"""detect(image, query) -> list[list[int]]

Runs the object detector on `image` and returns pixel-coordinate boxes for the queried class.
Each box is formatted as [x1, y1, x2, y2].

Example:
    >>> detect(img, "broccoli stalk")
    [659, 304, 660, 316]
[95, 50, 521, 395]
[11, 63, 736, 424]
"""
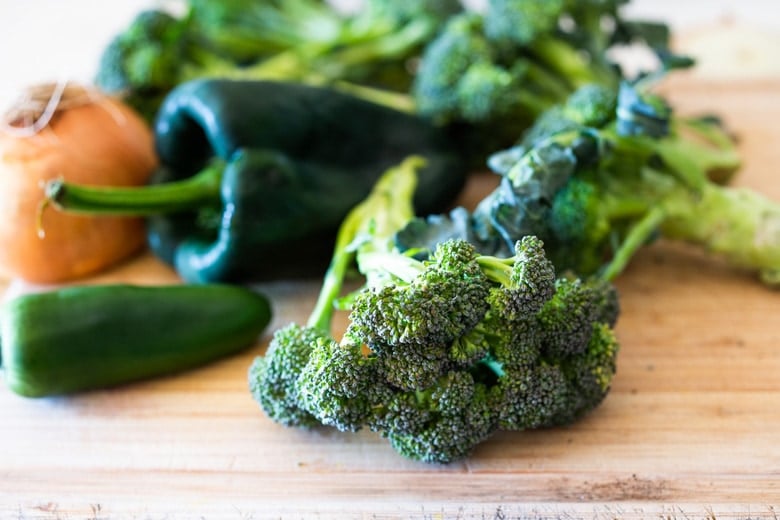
[249, 157, 621, 464]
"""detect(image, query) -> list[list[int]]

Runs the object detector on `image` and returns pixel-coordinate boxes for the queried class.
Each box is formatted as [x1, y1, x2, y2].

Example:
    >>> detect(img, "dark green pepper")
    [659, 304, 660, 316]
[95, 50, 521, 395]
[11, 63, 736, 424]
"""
[0, 283, 271, 397]
[46, 79, 467, 283]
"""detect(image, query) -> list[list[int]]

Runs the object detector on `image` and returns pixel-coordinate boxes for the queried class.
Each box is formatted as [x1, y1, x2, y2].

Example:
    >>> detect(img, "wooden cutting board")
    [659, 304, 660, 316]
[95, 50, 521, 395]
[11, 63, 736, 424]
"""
[2, 77, 780, 519]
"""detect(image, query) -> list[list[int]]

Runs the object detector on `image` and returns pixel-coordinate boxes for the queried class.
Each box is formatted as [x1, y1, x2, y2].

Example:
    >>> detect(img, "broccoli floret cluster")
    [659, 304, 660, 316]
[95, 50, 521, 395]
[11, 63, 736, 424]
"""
[249, 154, 621, 464]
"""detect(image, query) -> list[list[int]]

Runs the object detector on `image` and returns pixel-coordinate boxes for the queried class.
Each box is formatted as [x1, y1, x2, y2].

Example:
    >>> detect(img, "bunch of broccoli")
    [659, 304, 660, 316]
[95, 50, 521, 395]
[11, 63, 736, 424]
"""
[95, 0, 462, 121]
[249, 157, 620, 463]
[396, 74, 780, 287]
[95, 0, 676, 157]
[409, 0, 679, 155]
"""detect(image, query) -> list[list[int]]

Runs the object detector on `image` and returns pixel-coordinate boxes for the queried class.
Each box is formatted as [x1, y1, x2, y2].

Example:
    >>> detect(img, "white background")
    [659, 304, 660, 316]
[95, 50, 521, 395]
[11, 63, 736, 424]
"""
[0, 0, 778, 110]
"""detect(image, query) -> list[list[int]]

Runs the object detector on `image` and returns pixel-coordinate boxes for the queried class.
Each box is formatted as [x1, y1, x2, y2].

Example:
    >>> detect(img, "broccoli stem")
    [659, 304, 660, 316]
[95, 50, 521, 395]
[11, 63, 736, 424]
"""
[306, 211, 360, 332]
[355, 251, 424, 285]
[328, 18, 435, 70]
[308, 156, 424, 331]
[43, 160, 224, 216]
[661, 184, 780, 286]
[521, 59, 579, 104]
[475, 255, 514, 286]
[185, 47, 417, 114]
[658, 119, 742, 186]
[601, 205, 667, 281]
[528, 36, 603, 89]
[326, 81, 416, 114]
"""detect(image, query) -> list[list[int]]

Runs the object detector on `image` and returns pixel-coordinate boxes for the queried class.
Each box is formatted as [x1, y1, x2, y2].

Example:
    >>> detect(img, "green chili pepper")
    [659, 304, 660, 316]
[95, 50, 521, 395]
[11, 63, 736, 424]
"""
[0, 283, 271, 397]
[45, 79, 466, 283]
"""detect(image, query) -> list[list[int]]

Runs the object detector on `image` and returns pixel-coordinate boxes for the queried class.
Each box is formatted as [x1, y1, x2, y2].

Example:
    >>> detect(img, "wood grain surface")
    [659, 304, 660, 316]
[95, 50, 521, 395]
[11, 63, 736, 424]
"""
[2, 73, 780, 520]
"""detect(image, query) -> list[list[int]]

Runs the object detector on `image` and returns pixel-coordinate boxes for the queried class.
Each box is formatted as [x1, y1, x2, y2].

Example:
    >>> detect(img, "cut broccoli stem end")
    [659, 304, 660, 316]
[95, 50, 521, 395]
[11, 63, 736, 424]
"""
[661, 183, 780, 285]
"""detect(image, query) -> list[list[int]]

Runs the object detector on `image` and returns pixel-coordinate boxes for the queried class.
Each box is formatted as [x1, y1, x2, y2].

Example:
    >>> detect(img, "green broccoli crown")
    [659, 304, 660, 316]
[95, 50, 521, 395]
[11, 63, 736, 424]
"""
[248, 323, 325, 428]
[346, 240, 492, 347]
[548, 174, 610, 274]
[341, 238, 618, 462]
[562, 83, 618, 127]
[383, 371, 498, 464]
[477, 235, 557, 319]
[296, 338, 389, 432]
[538, 276, 620, 358]
[95, 9, 184, 93]
[492, 362, 569, 430]
[484, 0, 567, 45]
[253, 237, 621, 464]
[554, 321, 620, 424]
[95, 37, 134, 93]
[471, 76, 770, 287]
[413, 13, 494, 121]
[455, 61, 520, 123]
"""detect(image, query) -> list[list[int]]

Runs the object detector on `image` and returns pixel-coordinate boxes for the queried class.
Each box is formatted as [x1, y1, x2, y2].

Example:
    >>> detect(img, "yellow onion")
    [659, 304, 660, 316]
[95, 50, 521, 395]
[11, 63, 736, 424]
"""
[0, 82, 157, 283]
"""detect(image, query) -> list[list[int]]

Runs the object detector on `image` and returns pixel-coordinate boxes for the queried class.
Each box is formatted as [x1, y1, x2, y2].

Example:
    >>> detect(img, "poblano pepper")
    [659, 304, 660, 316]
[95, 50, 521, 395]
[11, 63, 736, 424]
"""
[45, 79, 467, 283]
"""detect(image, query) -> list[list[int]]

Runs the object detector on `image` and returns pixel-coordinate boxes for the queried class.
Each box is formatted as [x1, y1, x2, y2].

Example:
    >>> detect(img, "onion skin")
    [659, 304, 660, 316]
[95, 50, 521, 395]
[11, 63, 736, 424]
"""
[0, 90, 157, 283]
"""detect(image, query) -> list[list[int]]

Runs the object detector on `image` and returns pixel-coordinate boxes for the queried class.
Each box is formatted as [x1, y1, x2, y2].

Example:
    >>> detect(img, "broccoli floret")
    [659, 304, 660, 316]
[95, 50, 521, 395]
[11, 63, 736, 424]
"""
[412, 10, 581, 136]
[550, 321, 620, 425]
[376, 341, 450, 392]
[412, 1, 625, 123]
[250, 157, 621, 464]
[511, 79, 778, 285]
[383, 371, 498, 464]
[563, 84, 619, 127]
[94, 9, 190, 119]
[478, 236, 557, 317]
[296, 337, 388, 432]
[484, 0, 567, 45]
[340, 231, 619, 462]
[412, 13, 495, 122]
[345, 239, 491, 347]
[491, 363, 569, 430]
[538, 276, 618, 358]
[248, 323, 324, 428]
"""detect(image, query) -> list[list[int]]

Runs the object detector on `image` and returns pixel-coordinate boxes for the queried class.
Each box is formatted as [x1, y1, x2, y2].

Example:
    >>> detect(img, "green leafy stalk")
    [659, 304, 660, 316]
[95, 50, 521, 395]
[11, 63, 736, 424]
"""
[307, 156, 424, 331]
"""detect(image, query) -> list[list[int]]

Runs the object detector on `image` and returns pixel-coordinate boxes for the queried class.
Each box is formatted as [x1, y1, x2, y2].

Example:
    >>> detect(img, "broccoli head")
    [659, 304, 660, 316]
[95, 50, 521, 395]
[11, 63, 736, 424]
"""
[249, 159, 621, 464]
[345, 239, 491, 347]
[484, 0, 567, 45]
[296, 337, 389, 432]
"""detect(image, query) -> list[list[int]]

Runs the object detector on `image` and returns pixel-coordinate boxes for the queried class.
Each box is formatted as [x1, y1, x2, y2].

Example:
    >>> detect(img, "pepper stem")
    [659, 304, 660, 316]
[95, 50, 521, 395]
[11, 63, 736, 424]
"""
[42, 160, 225, 217]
